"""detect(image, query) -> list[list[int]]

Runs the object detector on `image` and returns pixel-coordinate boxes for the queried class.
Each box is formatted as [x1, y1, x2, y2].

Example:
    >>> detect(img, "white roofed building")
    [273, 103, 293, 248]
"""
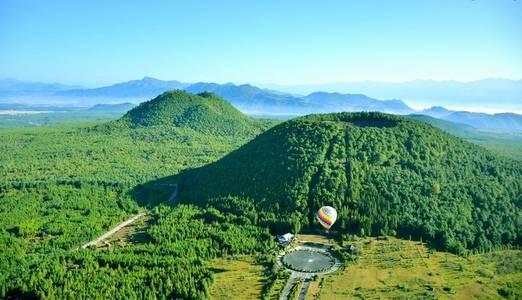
[278, 233, 295, 243]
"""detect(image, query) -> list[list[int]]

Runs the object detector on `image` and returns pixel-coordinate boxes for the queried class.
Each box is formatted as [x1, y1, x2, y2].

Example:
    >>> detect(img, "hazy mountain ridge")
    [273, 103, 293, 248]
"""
[0, 79, 82, 97]
[185, 80, 414, 114]
[262, 78, 522, 110]
[57, 77, 189, 98]
[2, 77, 522, 131]
[420, 106, 522, 131]
[185, 82, 311, 113]
[42, 77, 416, 114]
[303, 92, 413, 114]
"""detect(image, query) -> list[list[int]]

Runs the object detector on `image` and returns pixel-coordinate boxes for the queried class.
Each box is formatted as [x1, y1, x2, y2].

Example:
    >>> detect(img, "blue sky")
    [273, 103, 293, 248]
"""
[1, 0, 521, 86]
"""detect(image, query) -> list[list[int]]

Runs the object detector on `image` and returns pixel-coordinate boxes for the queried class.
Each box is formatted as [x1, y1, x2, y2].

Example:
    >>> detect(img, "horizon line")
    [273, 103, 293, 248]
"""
[2, 76, 522, 88]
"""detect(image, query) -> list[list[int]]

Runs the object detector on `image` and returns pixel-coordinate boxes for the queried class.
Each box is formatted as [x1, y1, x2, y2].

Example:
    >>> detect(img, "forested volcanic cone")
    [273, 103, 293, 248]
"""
[180, 112, 521, 253]
[115, 90, 264, 136]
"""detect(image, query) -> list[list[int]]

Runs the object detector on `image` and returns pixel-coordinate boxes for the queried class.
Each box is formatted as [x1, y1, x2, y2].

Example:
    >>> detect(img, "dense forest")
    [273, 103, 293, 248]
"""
[0, 91, 275, 185]
[1, 91, 520, 298]
[1, 204, 273, 299]
[180, 112, 522, 254]
[0, 91, 277, 298]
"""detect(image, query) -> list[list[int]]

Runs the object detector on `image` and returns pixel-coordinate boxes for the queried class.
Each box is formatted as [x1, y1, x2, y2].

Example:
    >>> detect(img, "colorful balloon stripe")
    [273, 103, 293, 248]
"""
[318, 210, 333, 225]
[316, 206, 337, 230]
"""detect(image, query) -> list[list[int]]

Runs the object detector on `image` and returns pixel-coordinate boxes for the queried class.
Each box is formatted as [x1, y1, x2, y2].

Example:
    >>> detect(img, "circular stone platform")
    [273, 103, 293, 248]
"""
[281, 250, 335, 273]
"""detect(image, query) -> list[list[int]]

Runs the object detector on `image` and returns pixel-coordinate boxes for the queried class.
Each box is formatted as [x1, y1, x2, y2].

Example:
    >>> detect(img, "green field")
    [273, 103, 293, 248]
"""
[209, 257, 267, 300]
[206, 237, 521, 300]
[0, 111, 124, 127]
[201, 235, 522, 300]
[311, 237, 521, 299]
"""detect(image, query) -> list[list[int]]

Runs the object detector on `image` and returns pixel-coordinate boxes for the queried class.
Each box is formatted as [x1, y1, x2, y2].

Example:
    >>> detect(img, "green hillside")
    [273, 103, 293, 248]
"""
[116, 90, 263, 136]
[0, 92, 278, 298]
[180, 112, 522, 254]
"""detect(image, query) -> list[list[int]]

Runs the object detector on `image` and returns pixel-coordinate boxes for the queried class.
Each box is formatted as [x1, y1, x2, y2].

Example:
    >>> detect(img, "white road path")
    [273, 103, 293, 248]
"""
[279, 273, 313, 300]
[79, 184, 177, 249]
[80, 212, 148, 249]
[279, 273, 298, 300]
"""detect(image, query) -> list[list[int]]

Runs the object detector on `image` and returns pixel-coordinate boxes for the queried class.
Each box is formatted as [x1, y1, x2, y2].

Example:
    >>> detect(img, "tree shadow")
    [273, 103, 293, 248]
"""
[129, 174, 182, 208]
[208, 267, 228, 274]
[4, 289, 39, 300]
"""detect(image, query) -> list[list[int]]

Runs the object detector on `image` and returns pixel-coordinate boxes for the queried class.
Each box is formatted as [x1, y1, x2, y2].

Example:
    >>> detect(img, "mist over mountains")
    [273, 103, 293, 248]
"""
[420, 106, 522, 131]
[58, 77, 189, 98]
[0, 79, 82, 97]
[185, 82, 414, 115]
[1, 77, 521, 132]
[261, 79, 522, 113]
[0, 77, 415, 115]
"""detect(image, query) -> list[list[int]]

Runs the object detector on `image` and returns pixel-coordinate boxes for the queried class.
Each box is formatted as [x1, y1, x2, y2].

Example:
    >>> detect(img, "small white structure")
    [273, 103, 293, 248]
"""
[278, 233, 295, 243]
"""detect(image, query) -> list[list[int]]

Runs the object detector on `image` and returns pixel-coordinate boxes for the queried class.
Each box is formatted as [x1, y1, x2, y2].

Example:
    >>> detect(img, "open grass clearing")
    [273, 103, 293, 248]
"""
[298, 234, 335, 245]
[313, 237, 521, 299]
[209, 256, 267, 300]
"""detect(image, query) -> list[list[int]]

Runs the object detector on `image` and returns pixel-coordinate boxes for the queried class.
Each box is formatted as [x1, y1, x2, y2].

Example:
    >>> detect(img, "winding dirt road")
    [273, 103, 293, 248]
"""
[79, 184, 177, 249]
[80, 212, 148, 249]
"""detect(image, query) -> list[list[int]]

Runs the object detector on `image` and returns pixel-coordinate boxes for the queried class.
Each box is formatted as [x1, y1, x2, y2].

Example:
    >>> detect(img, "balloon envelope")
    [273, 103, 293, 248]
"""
[317, 206, 337, 230]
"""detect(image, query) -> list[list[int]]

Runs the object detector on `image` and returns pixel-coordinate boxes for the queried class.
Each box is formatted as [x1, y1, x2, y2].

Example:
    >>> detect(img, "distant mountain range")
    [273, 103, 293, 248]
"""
[1, 77, 521, 131]
[261, 78, 522, 112]
[303, 92, 412, 115]
[0, 77, 415, 114]
[420, 106, 522, 131]
[185, 82, 413, 115]
[0, 79, 82, 97]
[185, 82, 311, 114]
[57, 77, 189, 98]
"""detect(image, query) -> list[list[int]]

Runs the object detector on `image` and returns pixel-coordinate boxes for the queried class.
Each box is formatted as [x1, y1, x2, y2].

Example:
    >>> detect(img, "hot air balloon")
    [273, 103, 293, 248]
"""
[316, 206, 337, 231]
